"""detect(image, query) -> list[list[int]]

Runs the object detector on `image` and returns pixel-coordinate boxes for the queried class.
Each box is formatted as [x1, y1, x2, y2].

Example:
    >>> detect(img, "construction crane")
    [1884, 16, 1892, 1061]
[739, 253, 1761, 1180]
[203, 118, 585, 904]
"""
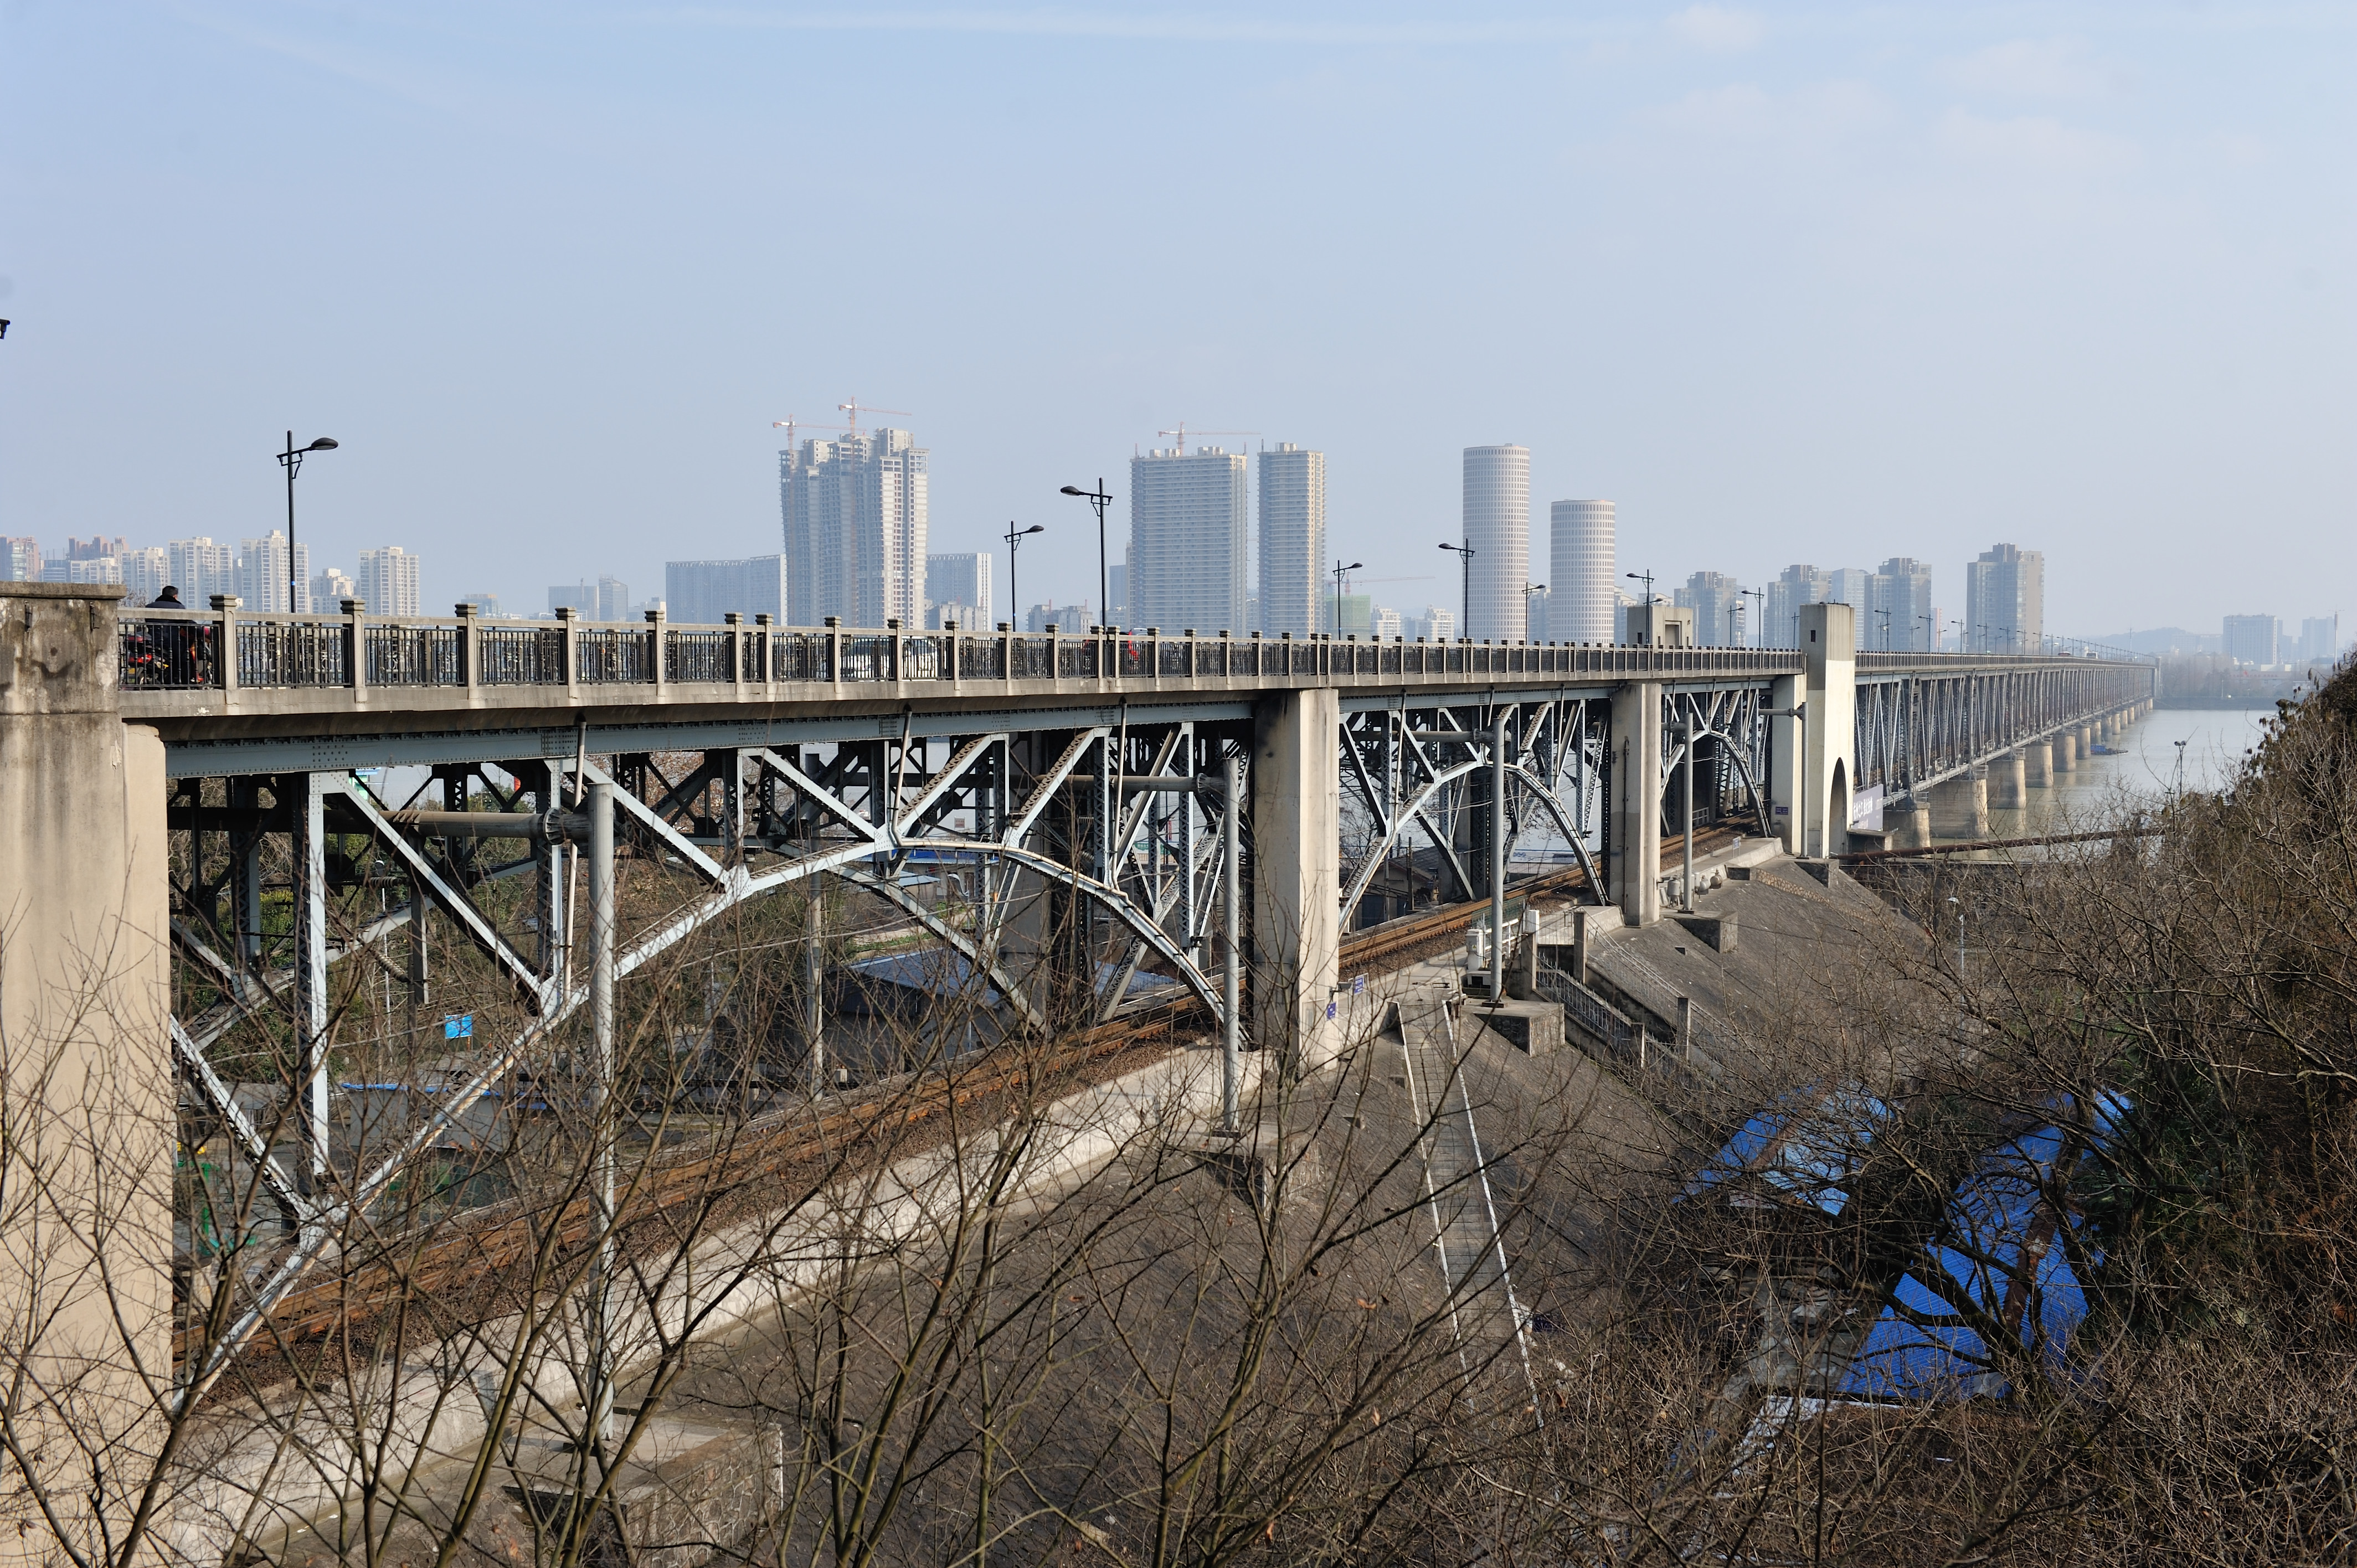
[837, 397, 912, 433]
[1155, 422, 1259, 452]
[770, 417, 851, 447]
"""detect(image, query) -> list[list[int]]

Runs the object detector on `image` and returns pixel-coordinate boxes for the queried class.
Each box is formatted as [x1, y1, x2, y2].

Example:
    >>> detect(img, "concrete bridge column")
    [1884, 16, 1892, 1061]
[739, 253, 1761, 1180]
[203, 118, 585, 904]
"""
[2055, 730, 2078, 772]
[1251, 687, 1340, 1074]
[1611, 680, 1662, 926]
[1929, 770, 1990, 839]
[1885, 796, 1931, 849]
[2024, 739, 2052, 786]
[0, 584, 171, 1564]
[1768, 672, 1803, 853]
[2080, 722, 2096, 757]
[1990, 749, 2027, 809]
[1800, 601, 1857, 858]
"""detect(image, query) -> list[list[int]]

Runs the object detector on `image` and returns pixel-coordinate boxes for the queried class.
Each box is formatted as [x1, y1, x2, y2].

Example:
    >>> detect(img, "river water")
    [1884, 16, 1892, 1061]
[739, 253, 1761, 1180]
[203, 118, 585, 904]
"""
[1983, 706, 2273, 841]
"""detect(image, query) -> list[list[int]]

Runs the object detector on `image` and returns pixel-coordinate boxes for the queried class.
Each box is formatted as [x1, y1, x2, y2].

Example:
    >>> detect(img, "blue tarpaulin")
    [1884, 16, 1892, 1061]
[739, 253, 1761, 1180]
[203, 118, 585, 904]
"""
[1689, 1088, 2127, 1400]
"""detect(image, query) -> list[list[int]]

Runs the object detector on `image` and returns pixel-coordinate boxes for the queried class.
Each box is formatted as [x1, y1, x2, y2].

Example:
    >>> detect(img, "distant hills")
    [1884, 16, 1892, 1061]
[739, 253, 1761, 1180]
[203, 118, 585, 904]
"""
[2097, 627, 2221, 656]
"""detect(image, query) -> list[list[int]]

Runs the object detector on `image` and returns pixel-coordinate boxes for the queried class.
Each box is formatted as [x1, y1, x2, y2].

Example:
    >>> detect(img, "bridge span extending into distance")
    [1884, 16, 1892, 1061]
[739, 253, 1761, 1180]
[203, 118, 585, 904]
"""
[2, 582, 2152, 1396]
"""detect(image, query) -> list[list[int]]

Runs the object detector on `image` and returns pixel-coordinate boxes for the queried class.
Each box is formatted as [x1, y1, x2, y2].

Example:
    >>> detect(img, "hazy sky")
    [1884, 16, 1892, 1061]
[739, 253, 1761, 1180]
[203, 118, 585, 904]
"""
[3, 2, 2350, 636]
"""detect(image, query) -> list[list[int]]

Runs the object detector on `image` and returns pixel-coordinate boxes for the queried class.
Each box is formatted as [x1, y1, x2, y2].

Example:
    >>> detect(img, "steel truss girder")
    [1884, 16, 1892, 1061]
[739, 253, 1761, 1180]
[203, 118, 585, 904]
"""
[1660, 686, 1774, 839]
[1336, 698, 1609, 926]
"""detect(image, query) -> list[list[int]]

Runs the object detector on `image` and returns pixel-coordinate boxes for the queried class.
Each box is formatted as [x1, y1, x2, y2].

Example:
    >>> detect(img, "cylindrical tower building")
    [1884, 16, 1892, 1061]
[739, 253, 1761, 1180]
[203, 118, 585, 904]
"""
[1461, 445, 1529, 641]
[1549, 499, 1616, 644]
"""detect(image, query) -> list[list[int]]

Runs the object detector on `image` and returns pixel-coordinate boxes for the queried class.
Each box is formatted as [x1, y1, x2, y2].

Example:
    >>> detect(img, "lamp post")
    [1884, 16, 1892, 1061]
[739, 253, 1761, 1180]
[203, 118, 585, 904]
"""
[1331, 559, 1363, 636]
[276, 432, 339, 615]
[1875, 607, 1892, 650]
[1947, 895, 1964, 978]
[1439, 540, 1475, 637]
[1521, 582, 1546, 640]
[1741, 586, 1765, 649]
[1002, 522, 1043, 628]
[1059, 480, 1112, 630]
[1917, 613, 1935, 653]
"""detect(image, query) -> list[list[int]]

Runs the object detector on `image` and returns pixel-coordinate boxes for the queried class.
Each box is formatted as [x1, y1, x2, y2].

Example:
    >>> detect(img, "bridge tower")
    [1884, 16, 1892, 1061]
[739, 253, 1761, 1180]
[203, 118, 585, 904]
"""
[0, 584, 173, 1562]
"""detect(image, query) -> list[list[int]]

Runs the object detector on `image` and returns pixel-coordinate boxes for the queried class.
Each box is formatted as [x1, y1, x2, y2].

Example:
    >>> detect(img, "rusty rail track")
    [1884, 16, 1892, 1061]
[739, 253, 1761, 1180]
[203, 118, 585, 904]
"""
[188, 823, 1736, 1369]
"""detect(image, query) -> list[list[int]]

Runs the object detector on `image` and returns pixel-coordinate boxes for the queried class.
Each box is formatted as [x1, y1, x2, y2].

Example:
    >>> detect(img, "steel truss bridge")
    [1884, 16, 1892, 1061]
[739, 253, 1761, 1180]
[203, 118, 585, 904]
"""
[97, 597, 2148, 1370]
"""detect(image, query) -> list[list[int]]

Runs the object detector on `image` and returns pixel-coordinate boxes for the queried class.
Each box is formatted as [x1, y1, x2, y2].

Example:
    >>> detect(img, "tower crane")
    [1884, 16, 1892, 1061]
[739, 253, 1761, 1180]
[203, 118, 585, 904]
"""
[771, 417, 851, 447]
[837, 397, 912, 433]
[1155, 422, 1259, 452]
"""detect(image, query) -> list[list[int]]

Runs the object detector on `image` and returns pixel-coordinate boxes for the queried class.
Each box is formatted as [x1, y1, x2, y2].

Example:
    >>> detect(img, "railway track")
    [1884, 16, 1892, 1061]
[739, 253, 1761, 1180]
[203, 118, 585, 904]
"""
[187, 824, 1732, 1370]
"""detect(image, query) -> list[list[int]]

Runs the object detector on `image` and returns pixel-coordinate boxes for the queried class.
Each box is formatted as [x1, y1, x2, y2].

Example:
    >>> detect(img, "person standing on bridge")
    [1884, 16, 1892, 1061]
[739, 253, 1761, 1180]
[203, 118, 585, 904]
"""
[136, 584, 210, 686]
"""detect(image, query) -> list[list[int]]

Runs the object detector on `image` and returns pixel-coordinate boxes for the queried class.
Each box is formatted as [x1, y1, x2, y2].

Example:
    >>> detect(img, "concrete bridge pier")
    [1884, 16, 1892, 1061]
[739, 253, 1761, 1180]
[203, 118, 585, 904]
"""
[1929, 770, 1990, 839]
[1251, 687, 1340, 1072]
[1799, 601, 1858, 859]
[1612, 680, 1663, 925]
[1990, 749, 2028, 809]
[2055, 730, 2078, 773]
[0, 584, 172, 1564]
[1884, 796, 1931, 849]
[2024, 739, 2052, 787]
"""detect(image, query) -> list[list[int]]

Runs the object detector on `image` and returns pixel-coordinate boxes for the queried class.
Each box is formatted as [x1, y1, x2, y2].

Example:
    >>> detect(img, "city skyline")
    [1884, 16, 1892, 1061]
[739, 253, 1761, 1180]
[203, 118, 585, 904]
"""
[4, 6, 2344, 639]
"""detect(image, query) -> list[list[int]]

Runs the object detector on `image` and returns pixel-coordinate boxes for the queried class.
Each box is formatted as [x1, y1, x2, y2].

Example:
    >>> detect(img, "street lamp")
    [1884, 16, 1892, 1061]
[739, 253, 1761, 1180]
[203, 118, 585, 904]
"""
[1875, 607, 1892, 650]
[1947, 895, 1965, 977]
[1521, 582, 1546, 641]
[1002, 522, 1044, 628]
[1741, 586, 1765, 648]
[1332, 559, 1363, 636]
[1059, 481, 1112, 631]
[1438, 540, 1475, 636]
[276, 433, 339, 614]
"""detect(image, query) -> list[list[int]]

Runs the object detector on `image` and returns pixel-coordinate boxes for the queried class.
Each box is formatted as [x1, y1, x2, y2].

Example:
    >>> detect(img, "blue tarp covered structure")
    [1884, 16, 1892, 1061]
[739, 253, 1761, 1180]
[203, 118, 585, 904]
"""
[1689, 1087, 2127, 1400]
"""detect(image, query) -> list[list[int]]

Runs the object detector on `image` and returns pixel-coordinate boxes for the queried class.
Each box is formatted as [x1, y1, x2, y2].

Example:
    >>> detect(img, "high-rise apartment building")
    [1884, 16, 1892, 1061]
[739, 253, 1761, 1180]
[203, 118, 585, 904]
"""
[1130, 445, 1248, 635]
[40, 555, 122, 586]
[1256, 443, 1326, 636]
[665, 556, 788, 626]
[1676, 571, 1745, 647]
[1026, 601, 1089, 633]
[2222, 614, 2280, 667]
[1371, 605, 1403, 640]
[357, 546, 421, 617]
[313, 566, 358, 608]
[1105, 563, 1127, 630]
[1965, 544, 2045, 653]
[1763, 565, 1828, 649]
[927, 553, 994, 628]
[1822, 568, 1870, 648]
[68, 536, 128, 563]
[2, 538, 39, 581]
[2296, 615, 2341, 664]
[120, 548, 169, 605]
[1548, 500, 1616, 644]
[780, 427, 929, 627]
[547, 577, 631, 620]
[169, 538, 236, 602]
[1461, 445, 1530, 640]
[236, 532, 312, 613]
[1867, 558, 1936, 652]
[1409, 606, 1457, 643]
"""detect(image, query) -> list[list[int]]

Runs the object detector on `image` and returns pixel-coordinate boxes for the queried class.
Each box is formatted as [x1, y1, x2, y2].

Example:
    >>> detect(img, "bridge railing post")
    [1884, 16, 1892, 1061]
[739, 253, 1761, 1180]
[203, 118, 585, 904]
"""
[557, 605, 579, 698]
[454, 601, 479, 697]
[211, 594, 240, 699]
[343, 597, 367, 703]
[755, 612, 774, 698]
[725, 612, 745, 700]
[825, 616, 841, 691]
[888, 617, 903, 689]
[647, 605, 669, 699]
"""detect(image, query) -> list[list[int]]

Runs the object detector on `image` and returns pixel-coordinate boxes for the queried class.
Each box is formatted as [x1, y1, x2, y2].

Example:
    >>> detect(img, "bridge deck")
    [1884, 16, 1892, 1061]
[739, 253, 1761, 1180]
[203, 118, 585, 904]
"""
[116, 607, 2129, 768]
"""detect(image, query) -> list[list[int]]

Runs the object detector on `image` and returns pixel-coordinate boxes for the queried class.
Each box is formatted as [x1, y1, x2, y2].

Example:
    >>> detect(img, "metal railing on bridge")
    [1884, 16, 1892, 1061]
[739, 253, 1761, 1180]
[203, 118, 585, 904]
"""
[115, 602, 2135, 705]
